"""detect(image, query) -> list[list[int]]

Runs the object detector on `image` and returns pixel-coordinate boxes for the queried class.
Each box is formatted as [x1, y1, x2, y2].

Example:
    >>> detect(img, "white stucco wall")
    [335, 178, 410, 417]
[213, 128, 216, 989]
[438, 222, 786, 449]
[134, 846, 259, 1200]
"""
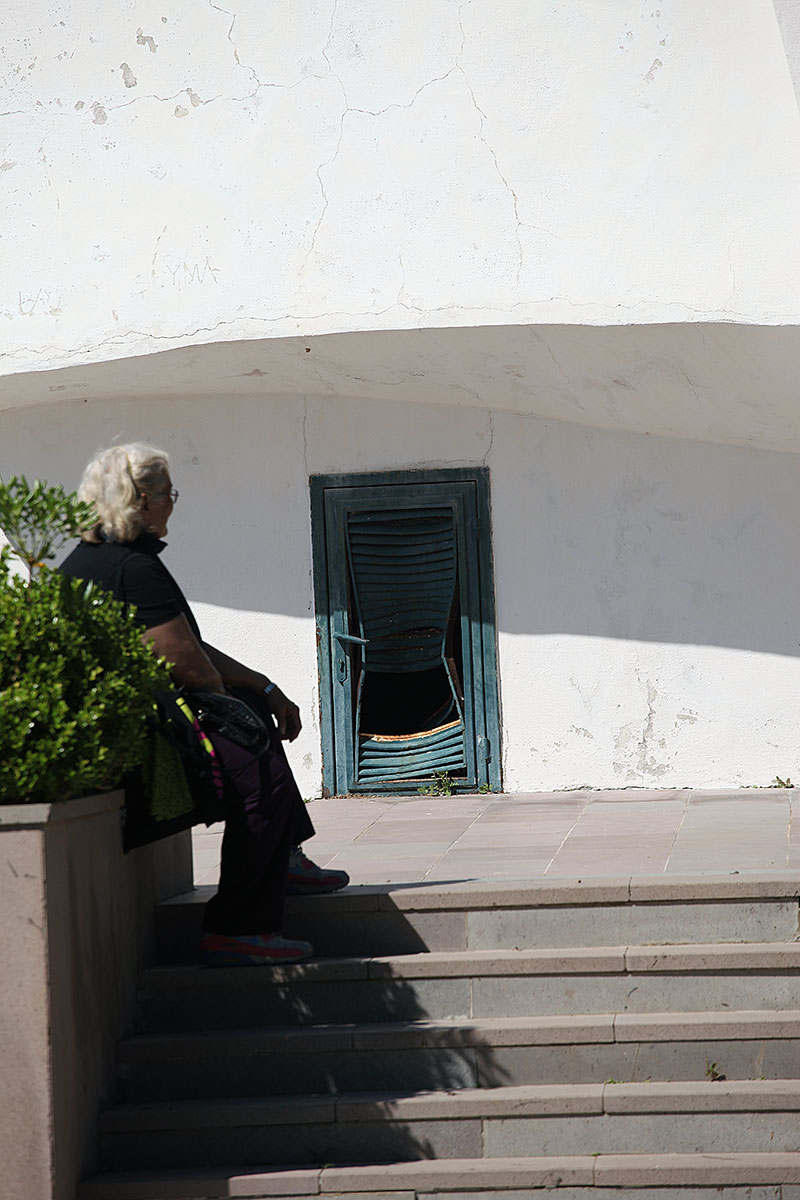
[2, 392, 799, 795]
[2, 0, 800, 381]
[7, 323, 800, 455]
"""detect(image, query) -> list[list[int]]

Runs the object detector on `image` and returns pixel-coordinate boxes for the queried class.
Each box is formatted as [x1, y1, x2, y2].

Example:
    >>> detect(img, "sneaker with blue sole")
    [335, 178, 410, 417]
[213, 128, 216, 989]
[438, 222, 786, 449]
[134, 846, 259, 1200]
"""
[286, 846, 350, 895]
[199, 931, 313, 967]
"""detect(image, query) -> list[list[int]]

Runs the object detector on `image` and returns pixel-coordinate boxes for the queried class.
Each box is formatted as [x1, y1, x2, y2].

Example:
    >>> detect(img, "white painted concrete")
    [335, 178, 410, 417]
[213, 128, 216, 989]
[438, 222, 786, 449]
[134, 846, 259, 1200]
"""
[4, 1, 800, 796]
[774, 0, 800, 104]
[2, 0, 800, 382]
[2, 392, 799, 795]
[5, 323, 800, 455]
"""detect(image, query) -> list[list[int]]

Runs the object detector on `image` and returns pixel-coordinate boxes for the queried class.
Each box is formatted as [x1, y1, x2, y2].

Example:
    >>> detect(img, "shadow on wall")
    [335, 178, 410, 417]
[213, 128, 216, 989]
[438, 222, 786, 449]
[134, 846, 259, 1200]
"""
[489, 411, 800, 656]
[2, 323, 800, 658]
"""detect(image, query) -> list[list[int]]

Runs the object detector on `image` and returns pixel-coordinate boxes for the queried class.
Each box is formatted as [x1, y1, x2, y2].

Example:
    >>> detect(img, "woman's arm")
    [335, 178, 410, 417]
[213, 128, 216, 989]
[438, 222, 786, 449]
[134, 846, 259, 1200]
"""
[142, 615, 225, 693]
[202, 643, 269, 692]
[203, 641, 302, 741]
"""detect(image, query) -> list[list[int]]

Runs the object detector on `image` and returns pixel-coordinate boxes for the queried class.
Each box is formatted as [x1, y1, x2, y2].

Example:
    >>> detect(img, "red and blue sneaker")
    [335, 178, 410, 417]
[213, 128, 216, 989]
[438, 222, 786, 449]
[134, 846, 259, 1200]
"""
[286, 846, 350, 895]
[199, 931, 313, 967]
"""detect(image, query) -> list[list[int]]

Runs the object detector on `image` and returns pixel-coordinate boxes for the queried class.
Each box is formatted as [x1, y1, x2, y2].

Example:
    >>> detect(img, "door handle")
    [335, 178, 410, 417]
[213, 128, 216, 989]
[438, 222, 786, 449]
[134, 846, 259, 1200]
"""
[334, 632, 367, 683]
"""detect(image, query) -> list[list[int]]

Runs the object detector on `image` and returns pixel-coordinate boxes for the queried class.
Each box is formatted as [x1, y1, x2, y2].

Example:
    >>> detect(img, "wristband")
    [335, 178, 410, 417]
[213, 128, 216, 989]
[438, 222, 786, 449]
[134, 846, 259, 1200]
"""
[263, 681, 276, 696]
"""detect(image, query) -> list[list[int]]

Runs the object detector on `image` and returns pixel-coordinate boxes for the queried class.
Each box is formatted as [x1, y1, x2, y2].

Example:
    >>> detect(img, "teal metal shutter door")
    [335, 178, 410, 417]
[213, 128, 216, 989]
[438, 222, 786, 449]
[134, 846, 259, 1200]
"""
[346, 505, 467, 787]
[312, 472, 500, 795]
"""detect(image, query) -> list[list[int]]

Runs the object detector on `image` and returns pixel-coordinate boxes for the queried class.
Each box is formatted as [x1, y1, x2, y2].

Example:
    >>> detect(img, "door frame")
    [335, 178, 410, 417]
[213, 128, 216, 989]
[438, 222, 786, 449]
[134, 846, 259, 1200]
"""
[310, 467, 501, 796]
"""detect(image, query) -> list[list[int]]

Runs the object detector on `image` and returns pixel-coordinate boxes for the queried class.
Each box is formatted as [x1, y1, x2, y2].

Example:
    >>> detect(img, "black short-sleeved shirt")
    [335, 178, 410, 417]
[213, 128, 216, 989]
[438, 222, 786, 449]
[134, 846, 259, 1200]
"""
[59, 532, 203, 641]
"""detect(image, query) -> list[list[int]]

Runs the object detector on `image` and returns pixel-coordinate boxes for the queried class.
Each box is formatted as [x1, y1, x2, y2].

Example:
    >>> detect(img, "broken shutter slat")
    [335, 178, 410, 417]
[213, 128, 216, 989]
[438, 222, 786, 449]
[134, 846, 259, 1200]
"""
[345, 504, 467, 784]
[346, 508, 457, 675]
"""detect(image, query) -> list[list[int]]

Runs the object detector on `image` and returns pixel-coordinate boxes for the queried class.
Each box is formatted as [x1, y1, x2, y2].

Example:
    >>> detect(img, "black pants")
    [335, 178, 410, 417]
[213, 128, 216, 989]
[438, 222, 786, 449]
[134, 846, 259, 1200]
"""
[201, 707, 315, 935]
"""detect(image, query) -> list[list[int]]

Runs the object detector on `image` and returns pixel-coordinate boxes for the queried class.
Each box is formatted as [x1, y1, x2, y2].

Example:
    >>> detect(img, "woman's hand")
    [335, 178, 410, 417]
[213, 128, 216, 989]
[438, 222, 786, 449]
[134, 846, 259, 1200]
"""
[200, 641, 302, 739]
[265, 686, 302, 741]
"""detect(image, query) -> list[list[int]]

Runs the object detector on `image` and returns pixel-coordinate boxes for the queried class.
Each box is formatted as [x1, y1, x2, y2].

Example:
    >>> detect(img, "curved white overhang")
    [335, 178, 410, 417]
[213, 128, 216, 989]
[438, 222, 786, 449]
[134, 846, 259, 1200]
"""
[2, 322, 800, 455]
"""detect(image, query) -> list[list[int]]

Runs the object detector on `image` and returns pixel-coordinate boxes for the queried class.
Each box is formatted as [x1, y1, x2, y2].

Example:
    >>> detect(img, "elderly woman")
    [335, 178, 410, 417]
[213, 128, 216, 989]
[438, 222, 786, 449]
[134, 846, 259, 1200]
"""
[60, 443, 348, 966]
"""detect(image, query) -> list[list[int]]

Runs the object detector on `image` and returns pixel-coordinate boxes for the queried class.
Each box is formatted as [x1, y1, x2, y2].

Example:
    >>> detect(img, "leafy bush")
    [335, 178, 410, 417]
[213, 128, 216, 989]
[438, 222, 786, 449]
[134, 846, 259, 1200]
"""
[0, 474, 96, 578]
[0, 476, 171, 804]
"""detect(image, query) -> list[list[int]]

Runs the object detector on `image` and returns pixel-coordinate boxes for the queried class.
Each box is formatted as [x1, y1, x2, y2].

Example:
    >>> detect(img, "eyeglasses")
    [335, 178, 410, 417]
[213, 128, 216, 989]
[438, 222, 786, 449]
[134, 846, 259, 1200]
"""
[154, 488, 179, 503]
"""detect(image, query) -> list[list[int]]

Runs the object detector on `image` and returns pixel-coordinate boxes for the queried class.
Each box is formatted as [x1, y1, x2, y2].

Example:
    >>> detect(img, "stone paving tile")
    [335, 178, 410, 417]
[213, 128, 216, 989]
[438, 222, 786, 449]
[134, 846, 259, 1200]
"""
[365, 800, 487, 820]
[478, 802, 589, 816]
[448, 833, 568, 851]
[676, 824, 791, 845]
[566, 810, 685, 833]
[453, 817, 569, 834]
[192, 791, 798, 886]
[433, 846, 555, 865]
[679, 801, 791, 827]
[550, 857, 671, 878]
[548, 839, 676, 875]
[667, 855, 790, 875]
[353, 825, 475, 845]
[669, 840, 790, 861]
[678, 808, 791, 829]
[667, 839, 790, 872]
[687, 790, 791, 804]
[586, 789, 689, 803]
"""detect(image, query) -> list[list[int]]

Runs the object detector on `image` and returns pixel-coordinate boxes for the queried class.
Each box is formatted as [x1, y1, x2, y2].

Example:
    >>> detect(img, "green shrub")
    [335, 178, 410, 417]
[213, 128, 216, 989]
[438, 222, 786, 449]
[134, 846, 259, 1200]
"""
[0, 476, 171, 804]
[0, 474, 96, 578]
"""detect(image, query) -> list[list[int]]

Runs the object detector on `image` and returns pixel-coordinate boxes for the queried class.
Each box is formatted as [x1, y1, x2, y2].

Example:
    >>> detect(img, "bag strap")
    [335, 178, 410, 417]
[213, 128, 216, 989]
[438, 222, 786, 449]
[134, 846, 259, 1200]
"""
[151, 689, 225, 800]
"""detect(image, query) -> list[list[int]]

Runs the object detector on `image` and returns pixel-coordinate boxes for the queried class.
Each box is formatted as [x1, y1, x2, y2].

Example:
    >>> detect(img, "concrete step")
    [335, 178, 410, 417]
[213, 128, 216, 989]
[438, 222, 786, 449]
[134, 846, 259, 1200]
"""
[118, 1009, 800, 1100]
[137, 942, 800, 1032]
[155, 874, 800, 962]
[98, 1081, 800, 1169]
[78, 1152, 800, 1199]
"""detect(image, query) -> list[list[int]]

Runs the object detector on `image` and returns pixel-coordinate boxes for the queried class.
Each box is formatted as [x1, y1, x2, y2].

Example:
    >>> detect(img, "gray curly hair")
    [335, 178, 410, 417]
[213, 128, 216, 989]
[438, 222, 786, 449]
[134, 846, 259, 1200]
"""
[78, 443, 171, 543]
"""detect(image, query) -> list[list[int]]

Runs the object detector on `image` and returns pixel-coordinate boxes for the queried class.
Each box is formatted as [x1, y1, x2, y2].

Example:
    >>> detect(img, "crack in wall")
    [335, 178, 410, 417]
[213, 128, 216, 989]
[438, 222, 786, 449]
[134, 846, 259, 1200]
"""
[395, 253, 423, 316]
[542, 338, 571, 386]
[1, 292, 782, 373]
[207, 0, 261, 92]
[7, 8, 270, 124]
[455, 4, 523, 289]
[483, 408, 495, 465]
[614, 448, 634, 564]
[677, 365, 714, 436]
[303, 0, 347, 265]
[150, 223, 167, 286]
[303, 345, 338, 395]
[303, 0, 489, 272]
[412, 295, 771, 321]
[101, 67, 335, 119]
[302, 393, 310, 477]
[396, 254, 406, 308]
[724, 220, 760, 309]
[34, 124, 61, 241]
[4, 20, 338, 123]
[347, 65, 460, 118]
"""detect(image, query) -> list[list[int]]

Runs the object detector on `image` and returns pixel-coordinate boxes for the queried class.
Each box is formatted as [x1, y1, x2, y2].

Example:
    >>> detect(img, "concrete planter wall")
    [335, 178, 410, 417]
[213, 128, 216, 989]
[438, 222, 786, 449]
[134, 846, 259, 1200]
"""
[0, 790, 192, 1200]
